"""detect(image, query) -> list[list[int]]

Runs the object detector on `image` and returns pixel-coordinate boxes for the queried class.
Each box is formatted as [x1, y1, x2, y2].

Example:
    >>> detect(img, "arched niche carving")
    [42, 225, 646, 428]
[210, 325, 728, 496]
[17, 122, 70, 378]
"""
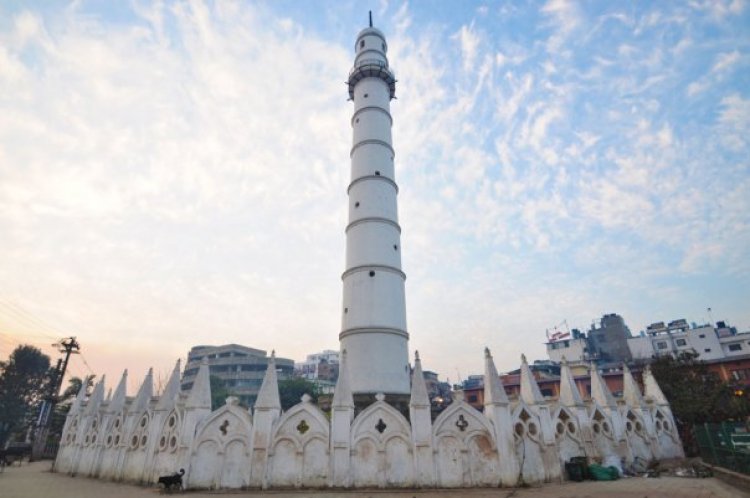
[433, 400, 499, 487]
[350, 396, 413, 487]
[268, 396, 330, 488]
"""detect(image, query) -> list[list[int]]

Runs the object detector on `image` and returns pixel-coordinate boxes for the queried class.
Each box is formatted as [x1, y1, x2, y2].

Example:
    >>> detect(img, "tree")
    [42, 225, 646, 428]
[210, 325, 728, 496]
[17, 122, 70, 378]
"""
[278, 378, 321, 411]
[60, 375, 94, 402]
[209, 375, 229, 411]
[47, 375, 96, 444]
[0, 345, 52, 446]
[649, 351, 750, 454]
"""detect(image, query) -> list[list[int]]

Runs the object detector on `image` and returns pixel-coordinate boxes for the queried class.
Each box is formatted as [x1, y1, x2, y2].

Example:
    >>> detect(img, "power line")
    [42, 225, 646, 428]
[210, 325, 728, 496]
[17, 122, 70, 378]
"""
[0, 330, 53, 350]
[0, 299, 70, 341]
[78, 351, 96, 376]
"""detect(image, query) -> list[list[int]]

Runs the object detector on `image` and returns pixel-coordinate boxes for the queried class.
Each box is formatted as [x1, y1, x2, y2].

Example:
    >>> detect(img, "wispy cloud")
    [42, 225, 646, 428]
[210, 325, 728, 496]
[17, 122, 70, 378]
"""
[0, 0, 748, 383]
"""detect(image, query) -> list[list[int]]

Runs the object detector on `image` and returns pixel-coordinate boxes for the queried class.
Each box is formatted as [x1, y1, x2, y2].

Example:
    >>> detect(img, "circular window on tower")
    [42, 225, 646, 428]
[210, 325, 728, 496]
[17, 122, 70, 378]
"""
[369, 271, 375, 277]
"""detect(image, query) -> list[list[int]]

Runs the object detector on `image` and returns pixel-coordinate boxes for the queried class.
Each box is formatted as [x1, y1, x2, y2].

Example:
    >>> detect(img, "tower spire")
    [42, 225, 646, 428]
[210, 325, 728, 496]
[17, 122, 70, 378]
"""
[369, 10, 373, 27]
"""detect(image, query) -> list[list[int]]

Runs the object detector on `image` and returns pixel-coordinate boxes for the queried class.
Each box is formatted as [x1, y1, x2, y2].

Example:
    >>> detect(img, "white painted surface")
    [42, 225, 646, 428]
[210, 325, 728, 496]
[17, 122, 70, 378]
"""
[54, 350, 684, 490]
[341, 24, 409, 396]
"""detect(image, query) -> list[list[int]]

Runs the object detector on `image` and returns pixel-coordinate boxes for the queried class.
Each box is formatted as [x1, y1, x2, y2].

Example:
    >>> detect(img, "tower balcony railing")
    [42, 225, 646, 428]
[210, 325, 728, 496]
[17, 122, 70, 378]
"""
[348, 59, 396, 99]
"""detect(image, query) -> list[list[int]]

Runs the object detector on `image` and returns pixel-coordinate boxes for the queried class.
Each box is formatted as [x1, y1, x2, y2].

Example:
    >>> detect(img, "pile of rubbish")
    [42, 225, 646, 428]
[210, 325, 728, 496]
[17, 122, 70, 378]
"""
[565, 456, 714, 482]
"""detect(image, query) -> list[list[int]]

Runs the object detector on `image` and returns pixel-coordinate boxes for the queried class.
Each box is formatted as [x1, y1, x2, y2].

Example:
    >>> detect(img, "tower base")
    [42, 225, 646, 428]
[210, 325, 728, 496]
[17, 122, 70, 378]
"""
[353, 392, 411, 419]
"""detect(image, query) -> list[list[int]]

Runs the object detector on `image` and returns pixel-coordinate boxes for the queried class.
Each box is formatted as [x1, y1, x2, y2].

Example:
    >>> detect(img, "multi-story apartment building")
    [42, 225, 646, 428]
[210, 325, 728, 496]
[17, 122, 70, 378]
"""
[545, 314, 634, 365]
[295, 349, 340, 381]
[628, 319, 749, 361]
[181, 344, 294, 407]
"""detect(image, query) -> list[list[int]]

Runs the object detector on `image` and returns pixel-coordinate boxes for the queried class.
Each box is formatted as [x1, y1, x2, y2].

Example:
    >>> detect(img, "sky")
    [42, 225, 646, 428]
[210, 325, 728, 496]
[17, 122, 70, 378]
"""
[0, 0, 748, 395]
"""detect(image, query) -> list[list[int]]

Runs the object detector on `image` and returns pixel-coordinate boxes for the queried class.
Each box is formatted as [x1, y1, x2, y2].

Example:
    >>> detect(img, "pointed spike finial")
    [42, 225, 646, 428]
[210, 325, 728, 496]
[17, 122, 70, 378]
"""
[255, 350, 281, 410]
[519, 353, 544, 404]
[333, 349, 354, 409]
[410, 352, 429, 407]
[369, 10, 373, 27]
[559, 355, 583, 407]
[483, 347, 509, 405]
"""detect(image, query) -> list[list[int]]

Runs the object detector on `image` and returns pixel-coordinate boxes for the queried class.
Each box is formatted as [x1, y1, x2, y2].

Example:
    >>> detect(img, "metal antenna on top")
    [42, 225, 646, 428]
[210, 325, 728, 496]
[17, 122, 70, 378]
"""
[369, 11, 373, 27]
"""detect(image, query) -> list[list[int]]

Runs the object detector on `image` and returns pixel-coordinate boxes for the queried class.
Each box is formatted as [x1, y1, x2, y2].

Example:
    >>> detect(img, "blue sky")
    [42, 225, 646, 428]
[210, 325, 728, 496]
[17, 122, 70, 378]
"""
[0, 0, 748, 391]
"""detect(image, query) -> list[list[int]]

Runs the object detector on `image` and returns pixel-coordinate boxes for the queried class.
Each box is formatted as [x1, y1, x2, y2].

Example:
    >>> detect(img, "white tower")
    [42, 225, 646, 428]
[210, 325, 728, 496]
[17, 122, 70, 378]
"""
[340, 18, 410, 400]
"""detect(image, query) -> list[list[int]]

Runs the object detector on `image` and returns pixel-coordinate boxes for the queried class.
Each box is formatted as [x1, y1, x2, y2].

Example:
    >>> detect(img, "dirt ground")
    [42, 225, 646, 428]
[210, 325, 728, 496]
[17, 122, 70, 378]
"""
[1, 461, 748, 498]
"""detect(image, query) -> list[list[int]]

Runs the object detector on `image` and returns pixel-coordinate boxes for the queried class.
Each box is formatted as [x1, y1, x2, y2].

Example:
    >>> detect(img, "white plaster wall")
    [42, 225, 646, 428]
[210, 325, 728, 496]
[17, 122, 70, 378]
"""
[627, 336, 654, 360]
[341, 270, 407, 331]
[339, 332, 409, 394]
[350, 144, 394, 181]
[56, 376, 682, 491]
[348, 180, 398, 224]
[350, 400, 413, 487]
[345, 222, 401, 269]
[354, 30, 388, 66]
[353, 79, 390, 114]
[352, 109, 392, 146]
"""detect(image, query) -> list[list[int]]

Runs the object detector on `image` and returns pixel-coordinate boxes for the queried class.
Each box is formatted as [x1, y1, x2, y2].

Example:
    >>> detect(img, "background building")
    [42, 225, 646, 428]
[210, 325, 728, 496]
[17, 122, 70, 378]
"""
[628, 319, 750, 361]
[545, 314, 634, 365]
[588, 313, 633, 362]
[295, 349, 339, 382]
[546, 328, 588, 363]
[181, 344, 294, 407]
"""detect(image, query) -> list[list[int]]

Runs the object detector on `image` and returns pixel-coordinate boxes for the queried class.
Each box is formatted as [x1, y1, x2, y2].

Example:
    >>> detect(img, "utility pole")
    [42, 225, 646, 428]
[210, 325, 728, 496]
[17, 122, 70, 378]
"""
[31, 337, 80, 460]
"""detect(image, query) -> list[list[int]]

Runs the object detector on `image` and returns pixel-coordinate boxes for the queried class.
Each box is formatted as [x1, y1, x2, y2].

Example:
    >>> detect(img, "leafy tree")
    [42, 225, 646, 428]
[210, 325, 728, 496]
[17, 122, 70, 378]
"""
[278, 378, 321, 411]
[60, 375, 95, 402]
[0, 345, 52, 446]
[209, 375, 229, 411]
[649, 351, 750, 454]
[47, 375, 96, 444]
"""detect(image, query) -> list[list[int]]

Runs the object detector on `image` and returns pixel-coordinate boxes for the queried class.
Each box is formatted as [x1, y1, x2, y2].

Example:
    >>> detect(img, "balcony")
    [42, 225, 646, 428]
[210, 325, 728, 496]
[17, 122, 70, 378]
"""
[348, 58, 396, 99]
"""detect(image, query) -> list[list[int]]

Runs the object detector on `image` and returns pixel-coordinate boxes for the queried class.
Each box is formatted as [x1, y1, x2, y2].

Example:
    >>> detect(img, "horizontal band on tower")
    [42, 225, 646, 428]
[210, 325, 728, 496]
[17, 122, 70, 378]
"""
[355, 48, 385, 61]
[351, 106, 392, 126]
[355, 30, 387, 49]
[341, 264, 406, 281]
[348, 175, 399, 194]
[351, 139, 394, 157]
[346, 217, 401, 234]
[339, 327, 409, 340]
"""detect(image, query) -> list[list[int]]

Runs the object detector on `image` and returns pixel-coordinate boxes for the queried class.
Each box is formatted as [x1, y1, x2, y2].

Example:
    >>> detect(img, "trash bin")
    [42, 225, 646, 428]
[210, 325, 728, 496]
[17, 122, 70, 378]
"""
[565, 461, 585, 482]
[570, 456, 589, 480]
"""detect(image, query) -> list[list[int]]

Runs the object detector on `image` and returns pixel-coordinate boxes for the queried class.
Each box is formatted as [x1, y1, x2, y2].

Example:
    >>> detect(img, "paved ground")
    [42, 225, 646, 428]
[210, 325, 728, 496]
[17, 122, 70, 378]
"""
[1, 461, 748, 498]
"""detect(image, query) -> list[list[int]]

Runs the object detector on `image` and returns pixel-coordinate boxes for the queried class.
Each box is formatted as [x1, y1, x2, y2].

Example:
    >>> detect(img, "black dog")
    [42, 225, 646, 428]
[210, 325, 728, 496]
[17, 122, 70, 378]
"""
[157, 468, 185, 493]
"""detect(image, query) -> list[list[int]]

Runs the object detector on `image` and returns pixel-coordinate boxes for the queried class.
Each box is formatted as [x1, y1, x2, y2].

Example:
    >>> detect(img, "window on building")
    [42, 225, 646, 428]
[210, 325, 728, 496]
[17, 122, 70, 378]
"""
[704, 348, 711, 353]
[656, 341, 668, 350]
[699, 334, 706, 338]
[729, 344, 742, 352]
[467, 395, 478, 403]
[541, 389, 554, 397]
[675, 339, 687, 346]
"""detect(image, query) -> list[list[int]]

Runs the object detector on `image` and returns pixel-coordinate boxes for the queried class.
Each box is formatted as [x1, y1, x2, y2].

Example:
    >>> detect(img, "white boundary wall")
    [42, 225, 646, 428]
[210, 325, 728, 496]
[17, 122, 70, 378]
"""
[54, 351, 683, 489]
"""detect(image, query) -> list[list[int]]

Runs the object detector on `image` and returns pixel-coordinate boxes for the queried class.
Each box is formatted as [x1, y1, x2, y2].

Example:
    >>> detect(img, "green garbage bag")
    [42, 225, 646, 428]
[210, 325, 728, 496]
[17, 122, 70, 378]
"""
[588, 463, 620, 481]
